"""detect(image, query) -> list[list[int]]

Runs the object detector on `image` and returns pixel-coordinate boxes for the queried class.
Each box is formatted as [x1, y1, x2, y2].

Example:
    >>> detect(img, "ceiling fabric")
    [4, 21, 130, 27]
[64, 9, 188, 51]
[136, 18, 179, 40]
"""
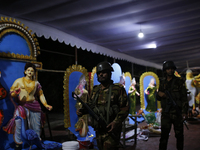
[1, 0, 200, 71]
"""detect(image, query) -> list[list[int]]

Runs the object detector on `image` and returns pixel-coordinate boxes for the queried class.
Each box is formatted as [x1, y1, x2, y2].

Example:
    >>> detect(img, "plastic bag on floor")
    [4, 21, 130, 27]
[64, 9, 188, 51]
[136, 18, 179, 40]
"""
[137, 129, 149, 141]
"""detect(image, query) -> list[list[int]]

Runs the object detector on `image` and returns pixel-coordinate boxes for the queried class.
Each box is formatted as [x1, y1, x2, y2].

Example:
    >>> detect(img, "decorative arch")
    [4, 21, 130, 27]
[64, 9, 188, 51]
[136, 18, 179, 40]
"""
[140, 72, 160, 110]
[63, 65, 89, 128]
[0, 17, 40, 60]
[124, 72, 132, 94]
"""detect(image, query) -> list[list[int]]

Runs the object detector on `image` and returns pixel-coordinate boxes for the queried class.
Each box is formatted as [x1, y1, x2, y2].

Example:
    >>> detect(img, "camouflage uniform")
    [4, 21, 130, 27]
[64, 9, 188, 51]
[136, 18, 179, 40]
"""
[84, 81, 129, 150]
[157, 75, 188, 150]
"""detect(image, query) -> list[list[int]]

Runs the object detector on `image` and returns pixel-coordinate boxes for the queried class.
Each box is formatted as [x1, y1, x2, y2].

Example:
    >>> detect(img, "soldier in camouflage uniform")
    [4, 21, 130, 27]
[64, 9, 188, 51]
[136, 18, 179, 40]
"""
[77, 61, 129, 150]
[157, 61, 188, 150]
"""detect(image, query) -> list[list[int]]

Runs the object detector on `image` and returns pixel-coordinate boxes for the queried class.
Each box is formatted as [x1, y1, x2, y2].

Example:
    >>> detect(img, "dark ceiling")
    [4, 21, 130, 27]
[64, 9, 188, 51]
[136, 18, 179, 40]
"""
[1, 0, 200, 72]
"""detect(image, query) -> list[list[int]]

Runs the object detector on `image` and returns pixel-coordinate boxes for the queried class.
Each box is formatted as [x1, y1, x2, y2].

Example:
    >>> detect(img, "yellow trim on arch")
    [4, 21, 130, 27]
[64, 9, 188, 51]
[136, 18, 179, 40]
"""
[0, 52, 35, 60]
[90, 66, 96, 93]
[124, 72, 132, 82]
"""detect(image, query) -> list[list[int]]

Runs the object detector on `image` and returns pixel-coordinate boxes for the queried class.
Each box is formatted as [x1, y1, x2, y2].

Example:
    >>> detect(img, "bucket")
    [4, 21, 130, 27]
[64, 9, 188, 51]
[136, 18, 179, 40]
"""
[77, 140, 93, 150]
[62, 141, 79, 150]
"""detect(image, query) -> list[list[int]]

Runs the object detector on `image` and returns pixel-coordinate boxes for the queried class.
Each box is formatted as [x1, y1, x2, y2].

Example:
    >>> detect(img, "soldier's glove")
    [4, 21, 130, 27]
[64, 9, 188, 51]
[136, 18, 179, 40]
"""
[76, 108, 83, 117]
[158, 91, 167, 98]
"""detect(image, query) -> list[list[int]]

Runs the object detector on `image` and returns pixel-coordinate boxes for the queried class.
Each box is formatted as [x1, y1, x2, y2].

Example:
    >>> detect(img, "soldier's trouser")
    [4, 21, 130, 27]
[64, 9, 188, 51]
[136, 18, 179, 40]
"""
[159, 113, 184, 150]
[96, 130, 121, 150]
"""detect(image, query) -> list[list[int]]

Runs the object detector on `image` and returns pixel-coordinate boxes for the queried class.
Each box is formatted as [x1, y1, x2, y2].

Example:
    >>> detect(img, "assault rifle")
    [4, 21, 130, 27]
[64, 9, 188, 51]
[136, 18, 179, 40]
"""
[72, 92, 124, 147]
[165, 90, 189, 130]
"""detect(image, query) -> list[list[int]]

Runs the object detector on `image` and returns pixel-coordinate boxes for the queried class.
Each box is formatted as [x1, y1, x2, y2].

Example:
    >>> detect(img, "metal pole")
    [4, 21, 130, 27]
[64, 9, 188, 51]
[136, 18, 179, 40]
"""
[131, 63, 134, 77]
[186, 60, 189, 69]
[75, 46, 78, 65]
[46, 113, 53, 140]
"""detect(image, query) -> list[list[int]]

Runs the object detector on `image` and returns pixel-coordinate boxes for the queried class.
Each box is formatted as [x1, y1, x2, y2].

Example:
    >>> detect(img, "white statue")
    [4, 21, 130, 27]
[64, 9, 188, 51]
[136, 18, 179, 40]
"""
[185, 69, 197, 108]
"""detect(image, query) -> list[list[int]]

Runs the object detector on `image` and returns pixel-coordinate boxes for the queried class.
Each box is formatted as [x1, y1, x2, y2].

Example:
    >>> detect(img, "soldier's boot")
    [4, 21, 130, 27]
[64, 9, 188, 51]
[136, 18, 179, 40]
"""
[176, 135, 183, 150]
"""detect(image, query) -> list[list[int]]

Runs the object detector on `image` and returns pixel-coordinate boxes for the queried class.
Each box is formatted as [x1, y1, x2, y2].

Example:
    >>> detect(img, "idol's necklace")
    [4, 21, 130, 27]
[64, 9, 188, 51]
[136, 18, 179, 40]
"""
[22, 77, 35, 94]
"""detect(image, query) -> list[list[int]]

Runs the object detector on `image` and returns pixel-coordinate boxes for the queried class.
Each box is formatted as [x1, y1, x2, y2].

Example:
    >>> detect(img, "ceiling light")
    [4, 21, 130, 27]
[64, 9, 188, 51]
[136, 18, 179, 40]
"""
[138, 24, 144, 38]
[138, 30, 144, 38]
[149, 43, 157, 48]
[146, 43, 157, 49]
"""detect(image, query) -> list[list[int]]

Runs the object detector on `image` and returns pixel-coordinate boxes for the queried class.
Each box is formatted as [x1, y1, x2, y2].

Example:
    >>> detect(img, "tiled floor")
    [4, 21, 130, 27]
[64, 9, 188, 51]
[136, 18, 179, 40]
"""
[43, 112, 200, 150]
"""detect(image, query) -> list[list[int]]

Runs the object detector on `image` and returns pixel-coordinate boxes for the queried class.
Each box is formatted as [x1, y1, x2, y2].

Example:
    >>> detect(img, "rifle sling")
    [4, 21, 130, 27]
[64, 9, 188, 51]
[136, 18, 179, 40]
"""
[106, 84, 113, 124]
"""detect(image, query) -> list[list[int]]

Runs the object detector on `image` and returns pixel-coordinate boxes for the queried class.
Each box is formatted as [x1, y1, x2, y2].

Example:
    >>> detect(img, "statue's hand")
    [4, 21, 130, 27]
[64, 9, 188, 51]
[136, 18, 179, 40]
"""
[14, 88, 21, 95]
[45, 104, 53, 111]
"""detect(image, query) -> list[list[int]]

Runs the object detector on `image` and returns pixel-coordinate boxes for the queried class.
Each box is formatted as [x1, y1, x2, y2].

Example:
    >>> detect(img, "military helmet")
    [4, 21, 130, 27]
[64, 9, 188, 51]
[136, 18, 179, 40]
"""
[96, 61, 114, 73]
[162, 61, 177, 71]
